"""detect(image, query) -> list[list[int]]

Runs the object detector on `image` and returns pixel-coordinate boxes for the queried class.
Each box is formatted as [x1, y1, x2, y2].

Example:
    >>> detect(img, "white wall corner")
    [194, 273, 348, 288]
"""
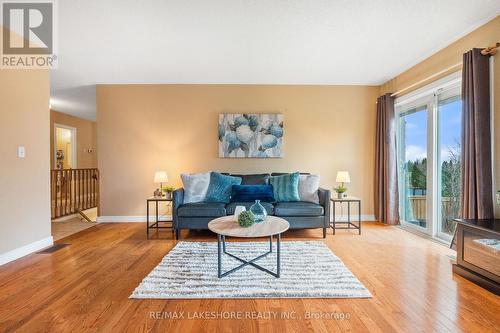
[0, 236, 54, 266]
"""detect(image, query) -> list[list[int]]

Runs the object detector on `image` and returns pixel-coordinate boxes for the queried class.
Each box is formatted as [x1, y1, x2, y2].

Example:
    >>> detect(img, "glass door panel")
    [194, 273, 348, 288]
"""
[398, 106, 429, 231]
[437, 93, 462, 239]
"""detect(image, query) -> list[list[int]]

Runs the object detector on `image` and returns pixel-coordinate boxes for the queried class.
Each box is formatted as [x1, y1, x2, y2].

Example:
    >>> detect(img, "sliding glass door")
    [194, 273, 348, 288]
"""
[396, 73, 462, 242]
[437, 92, 462, 240]
[398, 105, 429, 232]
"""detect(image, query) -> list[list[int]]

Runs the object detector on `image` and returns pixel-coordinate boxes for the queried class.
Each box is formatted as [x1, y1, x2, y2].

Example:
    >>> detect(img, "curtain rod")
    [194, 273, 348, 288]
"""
[390, 62, 462, 97]
[481, 42, 500, 55]
[387, 42, 499, 98]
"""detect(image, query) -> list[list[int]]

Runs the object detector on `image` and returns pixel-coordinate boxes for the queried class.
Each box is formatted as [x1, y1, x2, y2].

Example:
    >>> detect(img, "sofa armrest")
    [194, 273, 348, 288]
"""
[173, 188, 185, 228]
[318, 187, 331, 227]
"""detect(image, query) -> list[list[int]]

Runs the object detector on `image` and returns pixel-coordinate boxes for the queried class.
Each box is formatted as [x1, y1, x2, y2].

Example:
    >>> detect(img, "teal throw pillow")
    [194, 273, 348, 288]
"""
[270, 172, 300, 202]
[205, 172, 242, 203]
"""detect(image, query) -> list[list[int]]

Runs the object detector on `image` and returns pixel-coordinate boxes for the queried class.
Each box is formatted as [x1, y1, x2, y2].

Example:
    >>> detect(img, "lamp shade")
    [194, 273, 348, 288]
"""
[336, 171, 351, 183]
[154, 171, 168, 183]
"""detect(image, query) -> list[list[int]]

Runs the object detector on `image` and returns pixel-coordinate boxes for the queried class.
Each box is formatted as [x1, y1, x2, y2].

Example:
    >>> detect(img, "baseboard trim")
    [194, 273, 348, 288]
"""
[0, 236, 54, 266]
[97, 215, 172, 223]
[97, 214, 375, 223]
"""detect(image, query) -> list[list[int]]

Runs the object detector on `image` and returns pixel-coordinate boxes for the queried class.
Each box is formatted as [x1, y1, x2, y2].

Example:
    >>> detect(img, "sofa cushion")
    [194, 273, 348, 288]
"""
[230, 185, 275, 203]
[180, 172, 211, 203]
[178, 202, 227, 217]
[226, 202, 275, 215]
[205, 172, 242, 203]
[269, 172, 300, 202]
[298, 174, 320, 203]
[230, 173, 270, 185]
[274, 202, 324, 216]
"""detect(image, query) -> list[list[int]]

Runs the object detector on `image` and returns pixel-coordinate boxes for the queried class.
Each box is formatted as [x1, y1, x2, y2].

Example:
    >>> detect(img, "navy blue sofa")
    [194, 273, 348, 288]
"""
[173, 173, 331, 239]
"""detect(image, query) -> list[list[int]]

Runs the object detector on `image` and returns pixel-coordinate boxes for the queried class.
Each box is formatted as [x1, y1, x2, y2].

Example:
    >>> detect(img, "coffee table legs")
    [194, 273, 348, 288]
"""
[217, 234, 222, 278]
[277, 233, 281, 277]
[217, 234, 281, 278]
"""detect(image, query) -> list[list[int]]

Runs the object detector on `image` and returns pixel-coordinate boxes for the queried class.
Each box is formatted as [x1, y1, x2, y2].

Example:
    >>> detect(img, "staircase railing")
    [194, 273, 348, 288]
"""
[50, 168, 99, 219]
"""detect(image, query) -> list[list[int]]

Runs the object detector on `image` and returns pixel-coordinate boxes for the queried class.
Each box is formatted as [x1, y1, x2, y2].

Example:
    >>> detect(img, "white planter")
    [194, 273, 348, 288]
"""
[234, 206, 246, 217]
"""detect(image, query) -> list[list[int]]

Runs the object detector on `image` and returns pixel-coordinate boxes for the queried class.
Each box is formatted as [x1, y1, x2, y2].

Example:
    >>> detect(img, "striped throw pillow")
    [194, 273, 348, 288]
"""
[269, 172, 300, 202]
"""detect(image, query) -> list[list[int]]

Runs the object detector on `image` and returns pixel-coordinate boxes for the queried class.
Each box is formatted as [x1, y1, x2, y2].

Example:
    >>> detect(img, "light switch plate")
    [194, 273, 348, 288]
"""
[496, 192, 500, 205]
[17, 146, 25, 158]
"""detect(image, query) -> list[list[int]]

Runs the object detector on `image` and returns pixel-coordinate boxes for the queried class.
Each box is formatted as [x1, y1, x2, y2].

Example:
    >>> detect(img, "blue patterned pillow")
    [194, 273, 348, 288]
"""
[205, 172, 242, 203]
[269, 172, 300, 202]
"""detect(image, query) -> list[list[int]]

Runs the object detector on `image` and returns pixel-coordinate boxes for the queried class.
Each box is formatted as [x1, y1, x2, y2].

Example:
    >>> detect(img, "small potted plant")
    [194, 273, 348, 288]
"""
[162, 186, 176, 199]
[238, 211, 255, 228]
[334, 185, 347, 199]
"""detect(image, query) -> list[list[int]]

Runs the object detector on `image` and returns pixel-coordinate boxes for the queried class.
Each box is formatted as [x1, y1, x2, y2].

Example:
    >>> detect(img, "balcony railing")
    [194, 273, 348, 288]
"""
[50, 168, 99, 219]
[408, 195, 459, 234]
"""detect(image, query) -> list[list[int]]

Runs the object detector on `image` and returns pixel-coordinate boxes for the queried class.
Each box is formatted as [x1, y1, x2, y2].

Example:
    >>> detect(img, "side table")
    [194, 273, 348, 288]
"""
[330, 197, 361, 235]
[146, 197, 173, 236]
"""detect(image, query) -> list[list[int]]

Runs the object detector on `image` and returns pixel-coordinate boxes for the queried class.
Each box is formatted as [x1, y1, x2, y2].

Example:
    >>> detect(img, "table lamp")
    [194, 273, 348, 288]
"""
[335, 171, 351, 198]
[336, 171, 350, 187]
[154, 171, 169, 196]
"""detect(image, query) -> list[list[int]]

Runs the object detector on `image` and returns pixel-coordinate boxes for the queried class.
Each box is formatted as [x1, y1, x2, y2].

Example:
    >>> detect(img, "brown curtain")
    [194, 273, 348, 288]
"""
[461, 48, 494, 219]
[375, 93, 400, 225]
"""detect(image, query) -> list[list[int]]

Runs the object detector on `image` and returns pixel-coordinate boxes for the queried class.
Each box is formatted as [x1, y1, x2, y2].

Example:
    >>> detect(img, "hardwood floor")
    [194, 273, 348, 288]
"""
[51, 220, 96, 241]
[51, 208, 98, 241]
[0, 222, 498, 332]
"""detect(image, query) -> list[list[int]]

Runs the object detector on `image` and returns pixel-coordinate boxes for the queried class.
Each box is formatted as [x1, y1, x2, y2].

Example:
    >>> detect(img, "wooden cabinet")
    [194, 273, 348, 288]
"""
[453, 219, 500, 295]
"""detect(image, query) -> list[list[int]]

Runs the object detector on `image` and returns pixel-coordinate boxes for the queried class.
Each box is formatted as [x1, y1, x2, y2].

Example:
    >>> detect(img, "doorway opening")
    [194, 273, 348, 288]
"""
[54, 124, 77, 169]
[51, 122, 98, 240]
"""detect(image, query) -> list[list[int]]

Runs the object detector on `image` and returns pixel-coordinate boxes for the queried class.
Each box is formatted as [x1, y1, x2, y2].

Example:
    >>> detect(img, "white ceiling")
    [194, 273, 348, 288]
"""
[50, 0, 500, 121]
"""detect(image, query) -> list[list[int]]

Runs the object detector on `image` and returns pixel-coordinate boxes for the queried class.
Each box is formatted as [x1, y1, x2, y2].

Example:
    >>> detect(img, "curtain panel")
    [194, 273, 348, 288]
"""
[374, 93, 400, 225]
[460, 48, 494, 219]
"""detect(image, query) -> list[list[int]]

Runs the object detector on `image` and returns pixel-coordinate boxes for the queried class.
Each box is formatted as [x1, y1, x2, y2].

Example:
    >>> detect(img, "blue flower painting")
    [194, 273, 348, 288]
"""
[219, 114, 284, 158]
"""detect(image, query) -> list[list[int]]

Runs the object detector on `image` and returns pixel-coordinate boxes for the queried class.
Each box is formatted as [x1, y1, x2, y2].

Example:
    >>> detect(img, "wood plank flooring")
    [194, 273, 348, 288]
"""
[0, 222, 498, 332]
[51, 208, 98, 241]
[51, 220, 96, 241]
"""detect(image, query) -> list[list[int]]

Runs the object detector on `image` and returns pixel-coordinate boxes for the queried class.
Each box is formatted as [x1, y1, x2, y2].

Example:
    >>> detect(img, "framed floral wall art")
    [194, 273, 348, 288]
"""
[218, 113, 284, 158]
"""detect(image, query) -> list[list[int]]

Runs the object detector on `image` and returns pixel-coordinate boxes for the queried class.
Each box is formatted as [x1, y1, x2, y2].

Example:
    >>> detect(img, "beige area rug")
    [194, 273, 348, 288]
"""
[131, 241, 371, 299]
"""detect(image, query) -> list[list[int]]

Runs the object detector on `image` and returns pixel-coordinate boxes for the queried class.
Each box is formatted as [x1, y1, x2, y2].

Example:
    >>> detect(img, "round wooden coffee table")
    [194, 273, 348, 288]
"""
[208, 216, 289, 278]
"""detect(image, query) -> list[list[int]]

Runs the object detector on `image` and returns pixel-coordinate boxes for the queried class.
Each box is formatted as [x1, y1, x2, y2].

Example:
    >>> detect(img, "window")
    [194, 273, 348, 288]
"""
[395, 72, 461, 243]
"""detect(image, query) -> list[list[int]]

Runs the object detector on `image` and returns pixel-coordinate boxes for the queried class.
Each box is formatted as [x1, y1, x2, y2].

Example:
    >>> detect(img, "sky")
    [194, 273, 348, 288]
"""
[403, 99, 462, 163]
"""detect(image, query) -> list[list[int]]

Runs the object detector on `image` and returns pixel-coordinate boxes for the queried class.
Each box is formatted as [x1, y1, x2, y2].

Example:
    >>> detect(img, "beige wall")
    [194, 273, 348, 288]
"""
[97, 16, 499, 219]
[97, 85, 379, 217]
[50, 110, 97, 169]
[0, 68, 51, 256]
[380, 16, 500, 218]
